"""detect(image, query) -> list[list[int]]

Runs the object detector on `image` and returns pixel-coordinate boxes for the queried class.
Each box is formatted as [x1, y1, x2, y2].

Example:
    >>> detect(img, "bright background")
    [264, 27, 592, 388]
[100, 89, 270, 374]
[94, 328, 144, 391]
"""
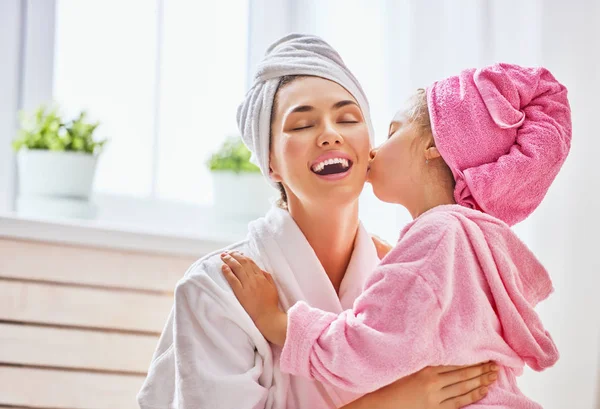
[0, 1, 599, 408]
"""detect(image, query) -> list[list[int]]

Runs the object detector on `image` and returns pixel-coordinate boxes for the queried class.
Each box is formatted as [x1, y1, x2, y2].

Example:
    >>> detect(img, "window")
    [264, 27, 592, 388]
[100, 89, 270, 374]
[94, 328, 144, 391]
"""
[53, 0, 249, 205]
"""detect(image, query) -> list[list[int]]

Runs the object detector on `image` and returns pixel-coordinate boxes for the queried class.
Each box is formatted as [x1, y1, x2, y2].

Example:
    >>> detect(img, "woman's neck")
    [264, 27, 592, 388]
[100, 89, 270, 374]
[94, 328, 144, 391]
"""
[288, 199, 360, 293]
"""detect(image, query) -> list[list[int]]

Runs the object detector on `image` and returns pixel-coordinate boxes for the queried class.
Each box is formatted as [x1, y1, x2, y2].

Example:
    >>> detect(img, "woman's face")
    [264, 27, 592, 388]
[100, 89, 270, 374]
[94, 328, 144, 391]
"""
[269, 77, 371, 208]
[368, 109, 425, 206]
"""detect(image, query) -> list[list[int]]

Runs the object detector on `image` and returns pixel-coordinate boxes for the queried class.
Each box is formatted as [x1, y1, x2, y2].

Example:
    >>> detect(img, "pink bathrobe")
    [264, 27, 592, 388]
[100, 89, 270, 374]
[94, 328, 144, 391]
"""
[280, 205, 559, 408]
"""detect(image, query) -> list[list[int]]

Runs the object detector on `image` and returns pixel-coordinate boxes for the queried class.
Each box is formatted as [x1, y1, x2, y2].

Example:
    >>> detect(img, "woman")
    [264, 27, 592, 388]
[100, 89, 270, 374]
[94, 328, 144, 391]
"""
[137, 33, 497, 409]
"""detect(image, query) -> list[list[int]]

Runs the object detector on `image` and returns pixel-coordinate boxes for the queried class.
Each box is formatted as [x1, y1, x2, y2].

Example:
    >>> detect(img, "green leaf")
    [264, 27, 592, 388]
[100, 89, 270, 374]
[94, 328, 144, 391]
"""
[207, 136, 260, 174]
[11, 103, 109, 155]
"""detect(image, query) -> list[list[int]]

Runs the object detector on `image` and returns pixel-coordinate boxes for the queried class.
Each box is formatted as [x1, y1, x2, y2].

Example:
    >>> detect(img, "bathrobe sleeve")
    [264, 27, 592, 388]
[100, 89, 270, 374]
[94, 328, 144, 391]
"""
[137, 259, 271, 409]
[280, 213, 460, 394]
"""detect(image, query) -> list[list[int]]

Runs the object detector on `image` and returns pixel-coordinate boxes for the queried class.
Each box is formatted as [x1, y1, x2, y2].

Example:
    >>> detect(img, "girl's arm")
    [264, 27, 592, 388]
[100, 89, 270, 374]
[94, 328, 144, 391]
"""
[221, 215, 461, 394]
[279, 264, 443, 393]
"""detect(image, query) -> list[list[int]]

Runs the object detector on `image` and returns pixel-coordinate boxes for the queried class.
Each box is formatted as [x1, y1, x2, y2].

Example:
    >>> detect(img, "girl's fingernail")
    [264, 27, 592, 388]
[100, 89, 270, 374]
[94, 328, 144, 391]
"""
[491, 364, 498, 371]
[489, 373, 497, 381]
[480, 387, 488, 396]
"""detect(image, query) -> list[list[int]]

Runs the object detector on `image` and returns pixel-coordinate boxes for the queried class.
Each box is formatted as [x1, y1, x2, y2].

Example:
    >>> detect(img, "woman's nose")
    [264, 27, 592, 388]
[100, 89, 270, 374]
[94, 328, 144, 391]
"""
[318, 124, 343, 147]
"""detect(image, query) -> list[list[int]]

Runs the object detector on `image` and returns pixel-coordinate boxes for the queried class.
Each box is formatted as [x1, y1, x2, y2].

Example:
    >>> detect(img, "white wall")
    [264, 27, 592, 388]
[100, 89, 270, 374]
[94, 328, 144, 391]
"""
[0, 0, 22, 213]
[519, 2, 600, 408]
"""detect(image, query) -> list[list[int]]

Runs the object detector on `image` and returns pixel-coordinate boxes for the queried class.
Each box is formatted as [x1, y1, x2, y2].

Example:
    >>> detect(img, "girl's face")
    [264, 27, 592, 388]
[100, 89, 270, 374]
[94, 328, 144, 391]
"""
[269, 76, 371, 208]
[368, 110, 430, 206]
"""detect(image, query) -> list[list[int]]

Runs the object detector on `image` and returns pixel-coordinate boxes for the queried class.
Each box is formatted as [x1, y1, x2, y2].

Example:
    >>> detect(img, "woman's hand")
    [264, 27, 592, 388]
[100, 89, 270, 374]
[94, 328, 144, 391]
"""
[221, 251, 288, 345]
[342, 362, 498, 409]
[371, 234, 393, 260]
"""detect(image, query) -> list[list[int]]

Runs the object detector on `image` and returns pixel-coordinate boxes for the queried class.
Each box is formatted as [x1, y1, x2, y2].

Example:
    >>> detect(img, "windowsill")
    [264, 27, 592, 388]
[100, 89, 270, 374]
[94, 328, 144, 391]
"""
[0, 205, 250, 258]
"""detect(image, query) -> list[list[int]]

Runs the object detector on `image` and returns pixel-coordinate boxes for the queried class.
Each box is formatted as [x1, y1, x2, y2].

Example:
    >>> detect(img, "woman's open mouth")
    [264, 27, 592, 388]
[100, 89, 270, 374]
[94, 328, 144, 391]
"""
[310, 157, 354, 180]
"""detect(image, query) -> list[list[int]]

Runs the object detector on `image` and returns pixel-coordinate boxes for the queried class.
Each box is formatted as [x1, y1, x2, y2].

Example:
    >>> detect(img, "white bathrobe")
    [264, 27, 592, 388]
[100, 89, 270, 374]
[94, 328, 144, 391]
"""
[137, 206, 379, 409]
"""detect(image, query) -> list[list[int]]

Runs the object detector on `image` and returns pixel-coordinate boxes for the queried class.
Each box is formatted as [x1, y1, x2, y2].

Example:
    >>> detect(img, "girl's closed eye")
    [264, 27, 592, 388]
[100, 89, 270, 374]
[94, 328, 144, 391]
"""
[388, 121, 401, 139]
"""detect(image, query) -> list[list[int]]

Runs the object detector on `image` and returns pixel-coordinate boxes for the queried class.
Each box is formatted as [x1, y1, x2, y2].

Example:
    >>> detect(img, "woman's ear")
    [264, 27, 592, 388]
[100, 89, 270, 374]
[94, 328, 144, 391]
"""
[424, 146, 442, 161]
[269, 154, 283, 182]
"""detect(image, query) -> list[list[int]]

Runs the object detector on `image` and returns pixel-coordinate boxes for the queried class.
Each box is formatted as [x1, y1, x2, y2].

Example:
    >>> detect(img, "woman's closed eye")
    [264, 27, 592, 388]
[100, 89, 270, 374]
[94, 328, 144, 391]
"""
[337, 111, 362, 125]
[291, 124, 314, 131]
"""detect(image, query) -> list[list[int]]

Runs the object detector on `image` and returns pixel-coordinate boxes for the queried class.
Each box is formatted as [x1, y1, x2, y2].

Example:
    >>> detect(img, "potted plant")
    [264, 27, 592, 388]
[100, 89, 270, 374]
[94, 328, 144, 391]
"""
[207, 136, 275, 220]
[12, 105, 107, 218]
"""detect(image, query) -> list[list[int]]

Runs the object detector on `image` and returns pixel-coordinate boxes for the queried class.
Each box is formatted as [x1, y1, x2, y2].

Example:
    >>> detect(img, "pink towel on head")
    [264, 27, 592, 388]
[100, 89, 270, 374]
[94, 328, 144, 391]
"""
[427, 63, 572, 226]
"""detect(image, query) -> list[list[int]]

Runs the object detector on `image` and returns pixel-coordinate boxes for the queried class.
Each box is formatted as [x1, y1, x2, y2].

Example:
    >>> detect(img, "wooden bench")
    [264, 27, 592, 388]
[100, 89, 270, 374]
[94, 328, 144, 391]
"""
[0, 237, 197, 409]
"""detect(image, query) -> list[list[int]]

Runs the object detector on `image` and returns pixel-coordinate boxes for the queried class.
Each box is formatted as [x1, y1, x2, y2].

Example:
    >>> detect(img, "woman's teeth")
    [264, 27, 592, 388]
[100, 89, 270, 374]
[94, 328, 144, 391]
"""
[312, 158, 350, 173]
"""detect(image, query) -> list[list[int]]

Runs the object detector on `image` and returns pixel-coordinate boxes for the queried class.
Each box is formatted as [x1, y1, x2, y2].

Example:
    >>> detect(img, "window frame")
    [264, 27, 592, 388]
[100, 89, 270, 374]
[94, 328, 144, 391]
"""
[0, 0, 57, 214]
[1, 0, 291, 234]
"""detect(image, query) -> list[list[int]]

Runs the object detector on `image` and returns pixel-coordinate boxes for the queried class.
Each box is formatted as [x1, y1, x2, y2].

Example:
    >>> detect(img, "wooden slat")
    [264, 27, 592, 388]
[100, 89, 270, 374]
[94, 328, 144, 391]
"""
[0, 366, 143, 409]
[0, 323, 158, 373]
[0, 238, 194, 292]
[0, 280, 173, 333]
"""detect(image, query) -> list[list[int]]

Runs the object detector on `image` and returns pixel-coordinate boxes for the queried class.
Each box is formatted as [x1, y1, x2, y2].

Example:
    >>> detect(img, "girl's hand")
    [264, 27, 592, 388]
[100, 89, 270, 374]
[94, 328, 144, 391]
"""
[371, 234, 393, 260]
[221, 251, 287, 345]
[342, 362, 499, 409]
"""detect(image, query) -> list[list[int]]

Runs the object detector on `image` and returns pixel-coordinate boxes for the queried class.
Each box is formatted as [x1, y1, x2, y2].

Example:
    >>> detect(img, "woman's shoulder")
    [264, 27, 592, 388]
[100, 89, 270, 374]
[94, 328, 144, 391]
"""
[177, 238, 257, 294]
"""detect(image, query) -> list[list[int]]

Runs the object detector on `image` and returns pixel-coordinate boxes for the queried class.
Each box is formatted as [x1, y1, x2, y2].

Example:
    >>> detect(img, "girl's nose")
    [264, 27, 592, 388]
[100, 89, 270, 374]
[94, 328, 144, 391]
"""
[369, 148, 378, 160]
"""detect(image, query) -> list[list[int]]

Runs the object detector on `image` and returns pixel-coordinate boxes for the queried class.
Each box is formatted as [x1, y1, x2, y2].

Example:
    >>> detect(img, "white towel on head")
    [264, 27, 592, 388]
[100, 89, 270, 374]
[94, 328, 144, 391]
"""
[236, 33, 374, 187]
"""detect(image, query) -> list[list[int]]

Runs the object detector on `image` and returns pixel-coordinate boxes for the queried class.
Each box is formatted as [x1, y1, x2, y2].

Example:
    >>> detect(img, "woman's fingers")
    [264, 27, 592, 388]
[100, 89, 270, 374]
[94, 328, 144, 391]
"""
[439, 370, 497, 402]
[370, 234, 393, 259]
[437, 361, 497, 382]
[440, 385, 489, 409]
[436, 362, 498, 407]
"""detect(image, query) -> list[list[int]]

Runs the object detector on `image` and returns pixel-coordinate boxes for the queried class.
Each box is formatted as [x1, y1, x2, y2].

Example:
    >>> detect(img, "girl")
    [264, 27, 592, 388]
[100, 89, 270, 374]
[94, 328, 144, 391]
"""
[221, 63, 571, 408]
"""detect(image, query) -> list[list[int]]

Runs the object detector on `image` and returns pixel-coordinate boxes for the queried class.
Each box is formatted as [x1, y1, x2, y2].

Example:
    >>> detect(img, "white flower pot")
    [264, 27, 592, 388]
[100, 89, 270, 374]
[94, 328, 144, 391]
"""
[16, 150, 99, 219]
[211, 171, 276, 220]
[17, 150, 98, 199]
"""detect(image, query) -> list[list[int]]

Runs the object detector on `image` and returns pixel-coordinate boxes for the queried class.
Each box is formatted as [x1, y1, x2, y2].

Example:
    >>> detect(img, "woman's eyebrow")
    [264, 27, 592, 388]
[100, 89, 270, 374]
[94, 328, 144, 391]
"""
[332, 100, 359, 110]
[288, 105, 314, 115]
[286, 100, 358, 117]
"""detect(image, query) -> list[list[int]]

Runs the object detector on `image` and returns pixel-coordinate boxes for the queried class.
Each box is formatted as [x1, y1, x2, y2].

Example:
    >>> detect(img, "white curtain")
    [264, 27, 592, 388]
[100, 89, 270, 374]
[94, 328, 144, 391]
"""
[248, 1, 600, 407]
